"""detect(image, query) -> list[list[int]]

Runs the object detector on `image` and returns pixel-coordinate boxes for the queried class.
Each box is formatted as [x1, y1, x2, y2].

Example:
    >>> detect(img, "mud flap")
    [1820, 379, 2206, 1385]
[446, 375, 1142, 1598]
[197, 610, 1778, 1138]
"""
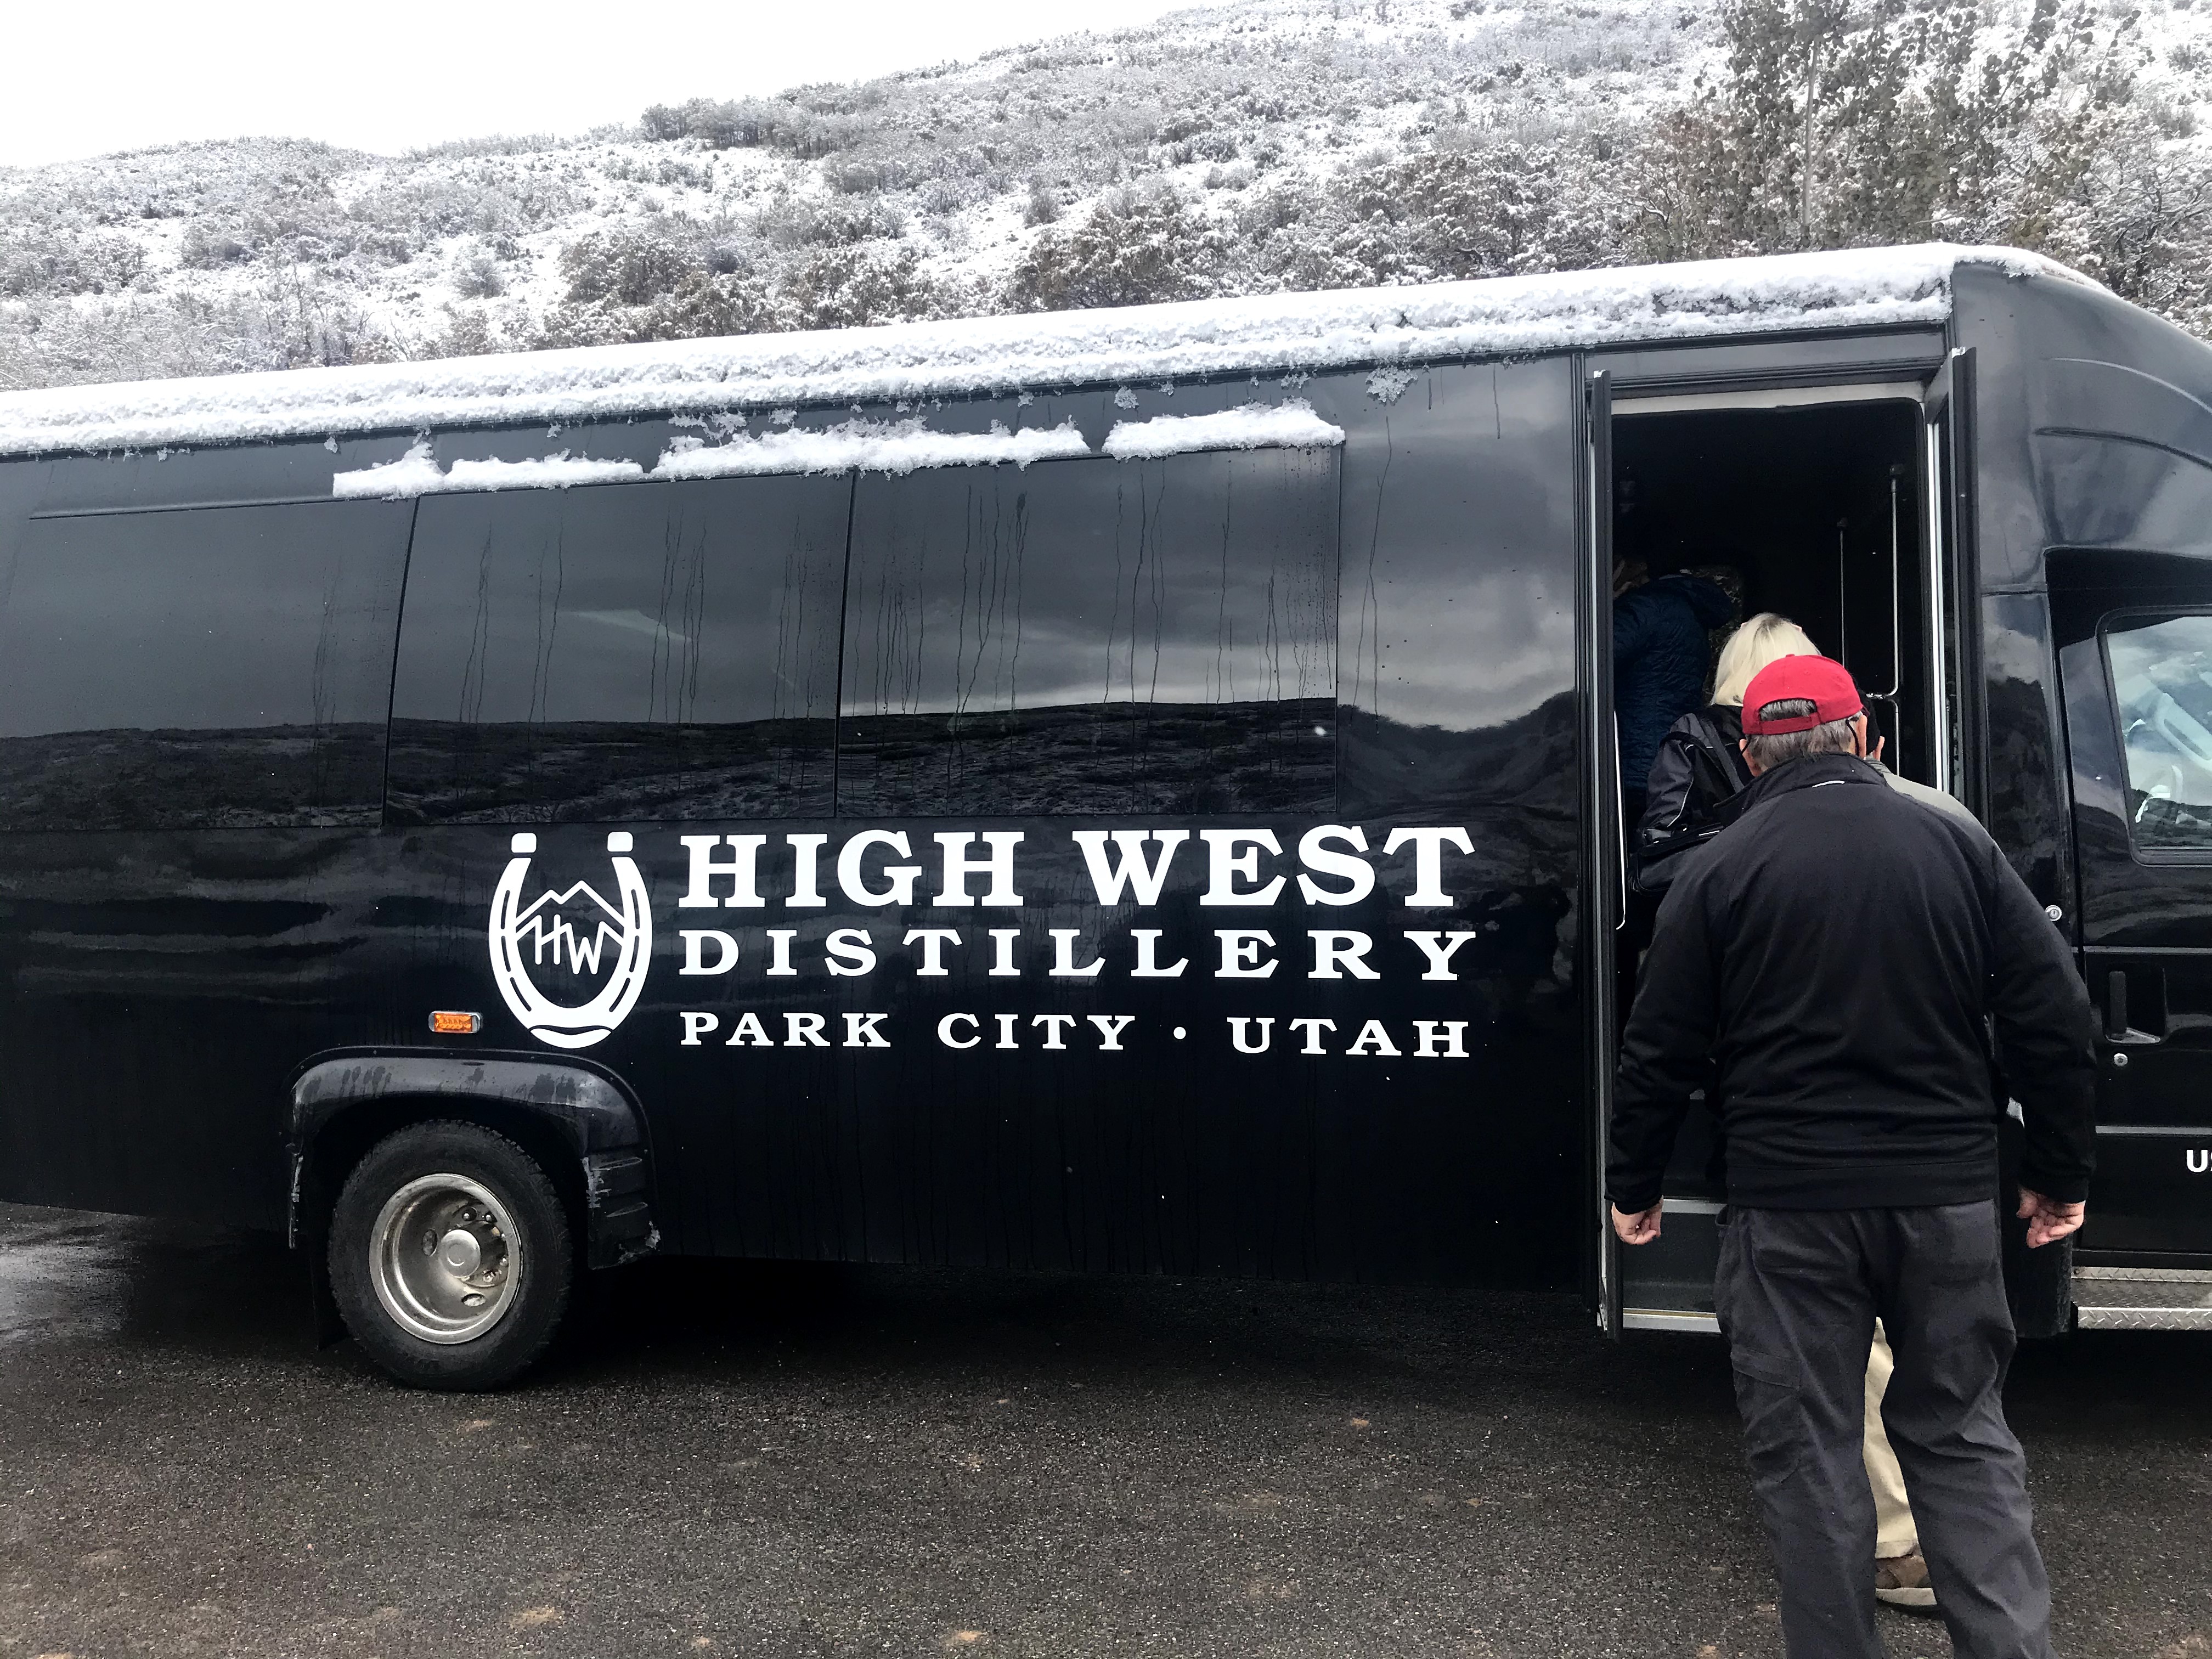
[1999, 1110, 2076, 1339]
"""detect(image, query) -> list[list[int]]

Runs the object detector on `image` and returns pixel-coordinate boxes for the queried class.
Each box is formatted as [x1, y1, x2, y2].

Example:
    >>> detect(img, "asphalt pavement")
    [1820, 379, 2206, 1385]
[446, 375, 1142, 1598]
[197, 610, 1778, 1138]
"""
[1, 1201, 2207, 1659]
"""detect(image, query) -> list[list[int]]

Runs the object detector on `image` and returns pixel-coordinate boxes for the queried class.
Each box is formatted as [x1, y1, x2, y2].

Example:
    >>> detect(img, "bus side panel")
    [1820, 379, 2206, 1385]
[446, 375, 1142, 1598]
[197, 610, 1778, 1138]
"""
[0, 832, 415, 1227]
[0, 358, 1583, 1289]
[1960, 262, 2212, 1267]
[1321, 359, 1585, 1283]
[1954, 261, 2212, 591]
[411, 363, 1584, 1287]
[0, 469, 413, 1227]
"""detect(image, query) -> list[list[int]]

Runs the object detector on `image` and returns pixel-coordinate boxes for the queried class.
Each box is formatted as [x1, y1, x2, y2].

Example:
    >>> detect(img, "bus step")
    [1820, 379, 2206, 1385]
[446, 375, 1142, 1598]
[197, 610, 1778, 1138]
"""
[2073, 1266, 2212, 1330]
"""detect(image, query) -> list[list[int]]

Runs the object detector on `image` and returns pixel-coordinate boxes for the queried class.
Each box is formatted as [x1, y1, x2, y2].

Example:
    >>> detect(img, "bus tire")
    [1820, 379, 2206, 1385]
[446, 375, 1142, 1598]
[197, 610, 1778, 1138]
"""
[328, 1120, 573, 1390]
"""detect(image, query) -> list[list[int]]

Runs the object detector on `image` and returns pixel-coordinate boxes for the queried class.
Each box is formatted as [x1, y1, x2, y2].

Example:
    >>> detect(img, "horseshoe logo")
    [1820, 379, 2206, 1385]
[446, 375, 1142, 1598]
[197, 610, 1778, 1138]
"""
[488, 832, 653, 1049]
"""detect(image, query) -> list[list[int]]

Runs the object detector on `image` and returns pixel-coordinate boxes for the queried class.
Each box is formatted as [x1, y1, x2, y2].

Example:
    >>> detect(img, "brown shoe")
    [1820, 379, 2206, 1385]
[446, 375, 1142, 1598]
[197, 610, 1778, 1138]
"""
[1875, 1551, 1938, 1612]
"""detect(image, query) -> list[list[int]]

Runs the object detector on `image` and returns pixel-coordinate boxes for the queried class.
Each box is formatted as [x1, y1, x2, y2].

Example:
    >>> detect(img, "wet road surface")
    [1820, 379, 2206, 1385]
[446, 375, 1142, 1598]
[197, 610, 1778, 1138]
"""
[1, 1202, 2207, 1659]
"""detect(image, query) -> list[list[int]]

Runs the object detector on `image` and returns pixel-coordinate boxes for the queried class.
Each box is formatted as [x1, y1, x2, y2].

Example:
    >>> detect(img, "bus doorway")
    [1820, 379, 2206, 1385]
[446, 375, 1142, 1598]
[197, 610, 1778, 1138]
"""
[1602, 387, 1937, 1329]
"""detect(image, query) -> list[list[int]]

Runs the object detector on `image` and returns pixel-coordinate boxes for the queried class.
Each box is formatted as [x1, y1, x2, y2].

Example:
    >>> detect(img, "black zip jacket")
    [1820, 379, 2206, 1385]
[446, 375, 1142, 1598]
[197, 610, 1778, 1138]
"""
[1609, 752, 2096, 1213]
[1632, 703, 1752, 895]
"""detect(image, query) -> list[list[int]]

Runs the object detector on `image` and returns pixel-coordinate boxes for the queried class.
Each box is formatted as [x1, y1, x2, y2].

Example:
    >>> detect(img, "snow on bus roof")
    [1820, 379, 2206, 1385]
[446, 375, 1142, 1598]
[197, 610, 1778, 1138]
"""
[0, 244, 2088, 458]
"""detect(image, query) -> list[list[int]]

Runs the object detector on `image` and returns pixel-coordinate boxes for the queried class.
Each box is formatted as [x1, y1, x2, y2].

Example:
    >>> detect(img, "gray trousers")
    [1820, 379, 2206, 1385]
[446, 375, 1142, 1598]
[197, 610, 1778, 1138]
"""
[1713, 1201, 2054, 1659]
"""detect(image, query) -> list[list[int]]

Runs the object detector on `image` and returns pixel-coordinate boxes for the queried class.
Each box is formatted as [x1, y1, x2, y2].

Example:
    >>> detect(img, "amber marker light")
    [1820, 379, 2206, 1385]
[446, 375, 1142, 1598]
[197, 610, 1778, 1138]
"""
[429, 1011, 483, 1036]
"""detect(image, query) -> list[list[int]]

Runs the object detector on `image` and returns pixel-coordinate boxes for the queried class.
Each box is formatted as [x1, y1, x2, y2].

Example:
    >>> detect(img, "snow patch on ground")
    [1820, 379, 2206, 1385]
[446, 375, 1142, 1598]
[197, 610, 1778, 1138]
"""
[0, 245, 2089, 456]
[1103, 399, 1344, 459]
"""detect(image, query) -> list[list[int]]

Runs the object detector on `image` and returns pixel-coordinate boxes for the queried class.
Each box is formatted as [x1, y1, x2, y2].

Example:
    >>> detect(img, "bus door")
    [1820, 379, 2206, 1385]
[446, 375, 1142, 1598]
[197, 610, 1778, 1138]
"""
[1589, 346, 1958, 1336]
[1923, 348, 1983, 808]
[1584, 369, 1626, 1335]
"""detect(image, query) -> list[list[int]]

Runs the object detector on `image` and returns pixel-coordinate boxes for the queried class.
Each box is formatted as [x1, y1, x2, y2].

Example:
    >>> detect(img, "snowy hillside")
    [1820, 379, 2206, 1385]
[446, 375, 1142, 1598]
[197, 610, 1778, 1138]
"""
[1, 0, 2206, 393]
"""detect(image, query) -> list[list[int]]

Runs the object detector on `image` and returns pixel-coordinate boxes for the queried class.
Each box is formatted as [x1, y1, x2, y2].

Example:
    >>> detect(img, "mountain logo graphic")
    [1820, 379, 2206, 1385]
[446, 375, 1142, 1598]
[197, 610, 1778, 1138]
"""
[488, 832, 653, 1049]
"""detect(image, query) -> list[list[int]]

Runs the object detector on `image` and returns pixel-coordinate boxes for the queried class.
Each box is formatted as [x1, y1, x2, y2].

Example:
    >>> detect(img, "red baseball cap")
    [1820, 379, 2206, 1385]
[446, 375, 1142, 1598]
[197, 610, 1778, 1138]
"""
[1740, 654, 1864, 734]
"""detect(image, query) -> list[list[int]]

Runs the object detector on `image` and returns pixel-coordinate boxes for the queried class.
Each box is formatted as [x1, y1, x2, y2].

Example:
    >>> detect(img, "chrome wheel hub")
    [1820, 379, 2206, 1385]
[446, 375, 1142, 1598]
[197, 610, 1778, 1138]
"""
[369, 1174, 521, 1344]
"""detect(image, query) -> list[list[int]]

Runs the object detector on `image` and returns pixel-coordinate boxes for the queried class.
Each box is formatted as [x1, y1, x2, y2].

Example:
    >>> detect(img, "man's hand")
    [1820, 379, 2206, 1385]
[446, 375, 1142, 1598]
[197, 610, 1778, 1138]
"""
[1611, 1201, 1663, 1245]
[2018, 1188, 2086, 1248]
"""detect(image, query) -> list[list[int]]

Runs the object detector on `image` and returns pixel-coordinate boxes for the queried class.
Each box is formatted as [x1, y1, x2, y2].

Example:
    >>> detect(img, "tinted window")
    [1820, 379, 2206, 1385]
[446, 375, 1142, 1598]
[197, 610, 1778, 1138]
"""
[1336, 359, 1578, 820]
[838, 449, 1338, 815]
[2106, 611, 2212, 853]
[0, 499, 408, 831]
[388, 476, 848, 824]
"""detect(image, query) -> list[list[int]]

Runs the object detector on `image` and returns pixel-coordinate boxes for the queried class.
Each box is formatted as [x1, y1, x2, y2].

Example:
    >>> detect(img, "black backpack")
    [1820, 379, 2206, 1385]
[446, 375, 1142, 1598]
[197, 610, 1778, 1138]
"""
[1632, 714, 1752, 895]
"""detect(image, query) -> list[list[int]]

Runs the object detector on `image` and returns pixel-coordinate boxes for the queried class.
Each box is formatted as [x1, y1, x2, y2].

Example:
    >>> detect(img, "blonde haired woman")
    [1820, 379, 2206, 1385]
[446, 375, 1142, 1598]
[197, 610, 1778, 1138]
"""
[1711, 612, 1820, 709]
[1632, 612, 1819, 894]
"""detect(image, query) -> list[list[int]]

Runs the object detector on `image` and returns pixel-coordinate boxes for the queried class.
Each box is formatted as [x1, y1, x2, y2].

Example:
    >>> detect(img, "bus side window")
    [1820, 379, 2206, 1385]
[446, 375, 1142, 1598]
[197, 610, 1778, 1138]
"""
[386, 475, 848, 825]
[2103, 611, 2212, 854]
[0, 499, 409, 832]
[1335, 359, 1577, 822]
[837, 448, 1340, 816]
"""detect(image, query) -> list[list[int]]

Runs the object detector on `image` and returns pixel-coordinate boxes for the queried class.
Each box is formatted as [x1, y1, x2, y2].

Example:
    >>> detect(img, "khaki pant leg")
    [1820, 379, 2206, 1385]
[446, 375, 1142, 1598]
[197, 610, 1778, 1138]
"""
[1865, 1319, 1920, 1557]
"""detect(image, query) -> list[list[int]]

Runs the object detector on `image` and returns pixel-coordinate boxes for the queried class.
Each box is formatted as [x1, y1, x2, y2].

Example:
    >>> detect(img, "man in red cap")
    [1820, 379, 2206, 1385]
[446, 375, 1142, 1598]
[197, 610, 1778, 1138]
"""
[1607, 654, 2096, 1659]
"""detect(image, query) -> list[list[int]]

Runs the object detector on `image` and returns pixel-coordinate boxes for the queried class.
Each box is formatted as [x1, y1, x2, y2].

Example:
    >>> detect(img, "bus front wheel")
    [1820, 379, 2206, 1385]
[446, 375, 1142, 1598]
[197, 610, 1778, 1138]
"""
[328, 1120, 573, 1390]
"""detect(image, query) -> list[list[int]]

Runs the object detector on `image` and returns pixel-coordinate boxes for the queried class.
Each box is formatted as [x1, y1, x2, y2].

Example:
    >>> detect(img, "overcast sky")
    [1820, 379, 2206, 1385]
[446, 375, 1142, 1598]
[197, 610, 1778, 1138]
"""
[1, 1, 1201, 168]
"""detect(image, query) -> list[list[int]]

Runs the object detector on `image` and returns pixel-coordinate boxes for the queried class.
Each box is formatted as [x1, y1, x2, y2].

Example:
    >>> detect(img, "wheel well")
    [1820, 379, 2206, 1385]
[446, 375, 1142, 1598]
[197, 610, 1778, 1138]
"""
[302, 1097, 587, 1252]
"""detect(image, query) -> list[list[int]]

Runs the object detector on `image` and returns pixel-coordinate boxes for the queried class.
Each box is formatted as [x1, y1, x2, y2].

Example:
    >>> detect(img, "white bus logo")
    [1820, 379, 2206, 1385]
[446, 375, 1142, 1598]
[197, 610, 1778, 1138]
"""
[488, 832, 653, 1049]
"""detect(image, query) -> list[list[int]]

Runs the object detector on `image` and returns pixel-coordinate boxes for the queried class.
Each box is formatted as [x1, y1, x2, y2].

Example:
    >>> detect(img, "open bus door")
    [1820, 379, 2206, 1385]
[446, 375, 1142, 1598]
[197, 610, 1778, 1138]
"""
[1585, 368, 1625, 1337]
[1587, 361, 1725, 1338]
[1922, 347, 1982, 811]
[1590, 351, 1959, 1337]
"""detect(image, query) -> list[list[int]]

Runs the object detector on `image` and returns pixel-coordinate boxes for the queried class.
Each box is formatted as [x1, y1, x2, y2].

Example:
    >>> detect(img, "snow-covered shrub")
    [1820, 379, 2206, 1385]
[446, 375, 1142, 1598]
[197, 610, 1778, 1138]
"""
[1346, 144, 1596, 278]
[450, 239, 507, 300]
[644, 96, 870, 157]
[1007, 184, 1223, 310]
[603, 152, 715, 190]
[350, 170, 572, 249]
[0, 228, 146, 297]
[643, 272, 786, 338]
[178, 221, 253, 268]
[558, 227, 701, 306]
[779, 245, 947, 329]
[827, 159, 915, 194]
[750, 193, 905, 250]
[425, 306, 504, 358]
[0, 275, 396, 392]
[918, 176, 991, 216]
[1226, 139, 1628, 293]
[404, 134, 568, 160]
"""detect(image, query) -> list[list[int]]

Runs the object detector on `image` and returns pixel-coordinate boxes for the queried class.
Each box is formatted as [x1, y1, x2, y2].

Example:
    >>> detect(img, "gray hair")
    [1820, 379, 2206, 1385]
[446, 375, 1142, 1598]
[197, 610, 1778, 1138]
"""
[1741, 697, 1860, 770]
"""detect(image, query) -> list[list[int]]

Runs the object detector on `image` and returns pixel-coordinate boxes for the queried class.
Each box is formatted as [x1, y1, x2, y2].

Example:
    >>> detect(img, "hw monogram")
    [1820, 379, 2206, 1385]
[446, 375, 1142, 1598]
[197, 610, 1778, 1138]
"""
[488, 832, 653, 1049]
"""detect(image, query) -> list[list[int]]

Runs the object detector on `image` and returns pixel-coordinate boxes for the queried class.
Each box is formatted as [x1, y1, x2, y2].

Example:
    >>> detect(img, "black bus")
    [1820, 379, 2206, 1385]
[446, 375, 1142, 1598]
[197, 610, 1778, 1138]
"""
[0, 243, 2204, 1387]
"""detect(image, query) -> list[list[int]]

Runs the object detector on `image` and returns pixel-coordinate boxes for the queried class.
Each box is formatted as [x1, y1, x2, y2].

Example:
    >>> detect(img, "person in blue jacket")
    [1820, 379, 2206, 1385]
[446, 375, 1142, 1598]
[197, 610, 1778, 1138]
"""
[1613, 563, 1739, 821]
